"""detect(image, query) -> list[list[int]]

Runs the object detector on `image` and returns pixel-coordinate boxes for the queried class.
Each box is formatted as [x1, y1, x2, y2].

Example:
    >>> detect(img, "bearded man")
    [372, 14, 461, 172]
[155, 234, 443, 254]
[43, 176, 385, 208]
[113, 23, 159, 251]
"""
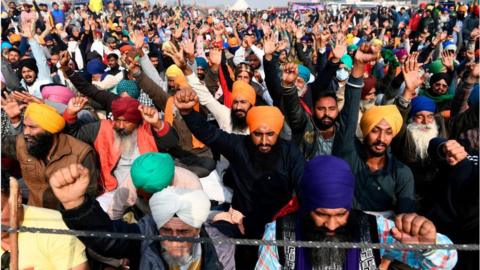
[63, 96, 178, 219]
[393, 95, 448, 213]
[256, 155, 458, 270]
[332, 43, 416, 214]
[1, 100, 98, 208]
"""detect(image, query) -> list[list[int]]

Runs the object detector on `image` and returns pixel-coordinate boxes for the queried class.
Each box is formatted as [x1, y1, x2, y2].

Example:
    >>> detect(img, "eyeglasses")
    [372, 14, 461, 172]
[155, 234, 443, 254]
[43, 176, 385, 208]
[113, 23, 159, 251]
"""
[434, 82, 448, 88]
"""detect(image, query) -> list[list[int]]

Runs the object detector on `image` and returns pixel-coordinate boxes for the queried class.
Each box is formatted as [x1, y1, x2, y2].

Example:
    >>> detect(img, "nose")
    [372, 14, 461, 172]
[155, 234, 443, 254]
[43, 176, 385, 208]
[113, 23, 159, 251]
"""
[378, 131, 386, 142]
[421, 118, 428, 125]
[324, 217, 338, 232]
[118, 121, 125, 129]
[261, 135, 267, 145]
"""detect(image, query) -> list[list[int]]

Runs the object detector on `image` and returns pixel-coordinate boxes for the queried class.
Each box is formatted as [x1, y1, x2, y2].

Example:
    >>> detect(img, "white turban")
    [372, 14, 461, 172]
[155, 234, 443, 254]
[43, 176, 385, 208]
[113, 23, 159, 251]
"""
[149, 187, 210, 229]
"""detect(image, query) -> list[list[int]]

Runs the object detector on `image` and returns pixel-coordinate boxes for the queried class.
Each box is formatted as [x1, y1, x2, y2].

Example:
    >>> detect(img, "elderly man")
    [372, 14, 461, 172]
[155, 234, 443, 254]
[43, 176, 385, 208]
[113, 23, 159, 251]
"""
[175, 87, 305, 268]
[393, 96, 447, 210]
[63, 95, 178, 219]
[333, 43, 416, 214]
[1, 100, 98, 209]
[1, 172, 89, 270]
[49, 163, 222, 270]
[256, 155, 458, 270]
[392, 55, 451, 213]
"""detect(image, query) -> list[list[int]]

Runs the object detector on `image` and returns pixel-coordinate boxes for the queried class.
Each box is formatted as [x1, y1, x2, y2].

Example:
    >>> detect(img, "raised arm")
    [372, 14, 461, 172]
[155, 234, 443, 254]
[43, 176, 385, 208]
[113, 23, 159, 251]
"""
[59, 51, 118, 111]
[281, 63, 309, 133]
[333, 43, 379, 158]
[50, 165, 142, 260]
[175, 87, 240, 161]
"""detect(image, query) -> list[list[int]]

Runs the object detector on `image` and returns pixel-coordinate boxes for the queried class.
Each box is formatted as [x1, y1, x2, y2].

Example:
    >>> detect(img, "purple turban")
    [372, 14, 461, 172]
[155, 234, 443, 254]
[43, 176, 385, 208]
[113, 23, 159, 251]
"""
[395, 48, 408, 59]
[299, 155, 355, 212]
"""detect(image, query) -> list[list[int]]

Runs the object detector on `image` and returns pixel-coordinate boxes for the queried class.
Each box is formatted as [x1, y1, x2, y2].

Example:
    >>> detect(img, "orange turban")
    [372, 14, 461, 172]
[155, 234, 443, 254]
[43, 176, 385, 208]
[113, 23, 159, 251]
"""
[119, 44, 134, 54]
[246, 106, 284, 134]
[232, 81, 256, 105]
[9, 34, 21, 43]
[174, 74, 189, 88]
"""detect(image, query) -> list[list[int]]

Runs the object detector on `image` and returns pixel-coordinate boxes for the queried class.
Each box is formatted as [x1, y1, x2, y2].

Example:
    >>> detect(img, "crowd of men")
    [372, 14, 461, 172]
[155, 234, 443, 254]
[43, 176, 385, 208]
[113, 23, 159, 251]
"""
[0, 0, 479, 269]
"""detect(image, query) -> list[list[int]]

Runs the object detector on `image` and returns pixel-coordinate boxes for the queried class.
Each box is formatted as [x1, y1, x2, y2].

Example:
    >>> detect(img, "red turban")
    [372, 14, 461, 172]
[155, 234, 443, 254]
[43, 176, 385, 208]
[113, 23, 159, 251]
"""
[111, 97, 142, 123]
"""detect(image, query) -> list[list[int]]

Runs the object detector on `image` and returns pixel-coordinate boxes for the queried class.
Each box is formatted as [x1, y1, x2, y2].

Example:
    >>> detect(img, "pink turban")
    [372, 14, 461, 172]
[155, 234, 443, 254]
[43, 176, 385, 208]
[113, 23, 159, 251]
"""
[40, 84, 76, 105]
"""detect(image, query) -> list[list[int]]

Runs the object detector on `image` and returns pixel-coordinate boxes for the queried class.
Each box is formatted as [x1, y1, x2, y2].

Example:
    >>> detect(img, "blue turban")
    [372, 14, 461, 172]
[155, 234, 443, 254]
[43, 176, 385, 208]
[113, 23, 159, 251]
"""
[1, 41, 12, 51]
[297, 65, 312, 84]
[299, 155, 355, 212]
[195, 57, 208, 70]
[44, 35, 54, 42]
[117, 79, 140, 99]
[409, 96, 436, 118]
[468, 84, 479, 108]
[86, 59, 105, 75]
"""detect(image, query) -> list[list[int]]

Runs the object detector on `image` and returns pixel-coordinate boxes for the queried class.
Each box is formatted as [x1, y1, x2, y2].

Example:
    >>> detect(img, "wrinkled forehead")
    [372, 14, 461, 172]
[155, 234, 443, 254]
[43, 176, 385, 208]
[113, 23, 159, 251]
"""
[161, 217, 196, 230]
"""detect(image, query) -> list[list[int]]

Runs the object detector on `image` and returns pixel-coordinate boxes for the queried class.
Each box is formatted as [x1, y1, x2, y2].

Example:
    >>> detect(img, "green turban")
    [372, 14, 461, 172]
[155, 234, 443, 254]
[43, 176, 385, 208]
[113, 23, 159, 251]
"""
[131, 152, 175, 193]
[429, 60, 445, 74]
[340, 54, 353, 70]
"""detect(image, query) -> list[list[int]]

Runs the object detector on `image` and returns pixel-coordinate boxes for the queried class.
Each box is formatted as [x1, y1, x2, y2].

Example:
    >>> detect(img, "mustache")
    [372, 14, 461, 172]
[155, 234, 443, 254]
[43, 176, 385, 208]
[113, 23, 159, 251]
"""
[321, 116, 335, 122]
[372, 141, 387, 147]
[233, 108, 247, 114]
[257, 143, 272, 148]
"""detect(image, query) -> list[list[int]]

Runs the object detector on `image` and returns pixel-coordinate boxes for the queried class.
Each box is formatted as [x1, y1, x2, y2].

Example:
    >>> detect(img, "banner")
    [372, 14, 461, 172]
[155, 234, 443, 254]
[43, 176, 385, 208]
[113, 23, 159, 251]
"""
[291, 3, 324, 11]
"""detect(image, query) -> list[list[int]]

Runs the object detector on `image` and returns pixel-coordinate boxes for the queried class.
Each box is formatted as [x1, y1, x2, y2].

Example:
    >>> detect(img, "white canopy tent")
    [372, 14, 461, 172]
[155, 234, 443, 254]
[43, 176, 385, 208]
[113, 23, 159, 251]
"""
[230, 0, 249, 11]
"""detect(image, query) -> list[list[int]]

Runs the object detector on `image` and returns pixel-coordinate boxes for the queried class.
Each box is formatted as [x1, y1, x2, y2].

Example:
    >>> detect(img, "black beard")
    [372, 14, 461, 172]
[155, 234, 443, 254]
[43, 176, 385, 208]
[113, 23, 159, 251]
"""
[365, 141, 387, 157]
[25, 132, 54, 160]
[314, 116, 335, 130]
[302, 215, 350, 268]
[197, 73, 205, 80]
[231, 109, 248, 131]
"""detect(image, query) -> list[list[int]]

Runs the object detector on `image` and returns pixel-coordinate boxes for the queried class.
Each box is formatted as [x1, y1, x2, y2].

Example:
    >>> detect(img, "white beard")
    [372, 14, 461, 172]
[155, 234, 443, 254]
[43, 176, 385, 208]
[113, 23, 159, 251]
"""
[360, 99, 375, 112]
[407, 121, 439, 160]
[113, 130, 137, 156]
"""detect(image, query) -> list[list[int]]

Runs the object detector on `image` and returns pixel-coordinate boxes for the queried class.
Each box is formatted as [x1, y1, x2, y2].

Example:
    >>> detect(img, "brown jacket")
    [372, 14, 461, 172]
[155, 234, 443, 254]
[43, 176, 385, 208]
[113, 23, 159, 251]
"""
[14, 133, 99, 209]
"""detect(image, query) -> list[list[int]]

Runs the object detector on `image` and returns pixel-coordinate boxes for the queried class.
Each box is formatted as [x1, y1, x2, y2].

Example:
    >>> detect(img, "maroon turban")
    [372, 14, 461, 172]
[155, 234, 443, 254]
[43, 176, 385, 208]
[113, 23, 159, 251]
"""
[111, 97, 142, 123]
[361, 76, 377, 100]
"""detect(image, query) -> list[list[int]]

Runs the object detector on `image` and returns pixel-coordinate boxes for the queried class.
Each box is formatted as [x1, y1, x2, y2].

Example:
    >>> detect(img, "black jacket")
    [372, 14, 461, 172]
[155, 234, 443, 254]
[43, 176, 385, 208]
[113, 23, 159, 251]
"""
[182, 110, 305, 238]
[61, 195, 223, 270]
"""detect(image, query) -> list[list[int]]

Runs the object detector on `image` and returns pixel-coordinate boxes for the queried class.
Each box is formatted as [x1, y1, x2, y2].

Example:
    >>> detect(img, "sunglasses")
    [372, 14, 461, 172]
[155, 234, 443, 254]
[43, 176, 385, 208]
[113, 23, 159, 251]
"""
[434, 82, 448, 88]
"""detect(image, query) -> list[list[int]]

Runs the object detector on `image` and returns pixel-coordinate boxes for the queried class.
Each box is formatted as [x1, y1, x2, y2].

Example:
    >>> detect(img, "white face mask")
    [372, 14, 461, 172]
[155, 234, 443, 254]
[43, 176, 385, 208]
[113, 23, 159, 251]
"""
[336, 68, 349, 81]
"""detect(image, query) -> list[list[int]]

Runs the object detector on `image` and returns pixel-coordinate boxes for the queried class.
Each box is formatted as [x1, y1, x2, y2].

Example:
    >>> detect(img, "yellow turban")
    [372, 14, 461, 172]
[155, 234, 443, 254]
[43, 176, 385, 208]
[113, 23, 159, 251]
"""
[360, 105, 403, 137]
[372, 38, 383, 47]
[88, 0, 103, 13]
[24, 103, 65, 134]
[246, 106, 284, 134]
[232, 81, 256, 105]
[165, 64, 183, 79]
[346, 34, 354, 45]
